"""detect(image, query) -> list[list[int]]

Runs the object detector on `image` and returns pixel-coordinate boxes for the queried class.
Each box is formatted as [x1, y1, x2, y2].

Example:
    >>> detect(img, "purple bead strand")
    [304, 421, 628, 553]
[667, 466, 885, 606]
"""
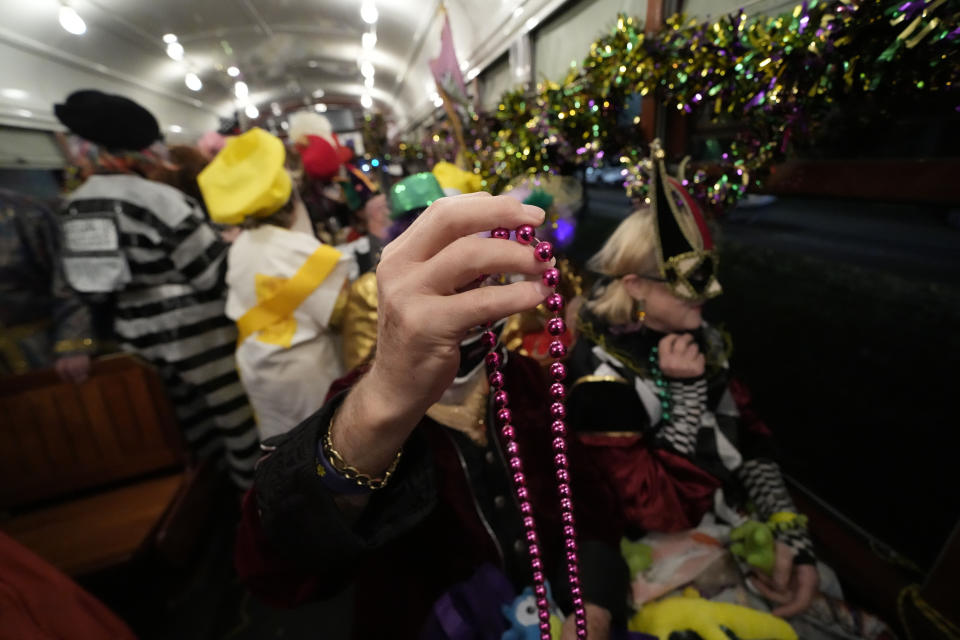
[485, 227, 587, 639]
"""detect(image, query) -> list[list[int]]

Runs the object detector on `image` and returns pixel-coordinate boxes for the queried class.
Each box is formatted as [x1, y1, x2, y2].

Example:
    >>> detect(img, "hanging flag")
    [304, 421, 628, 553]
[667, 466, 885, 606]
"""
[429, 11, 468, 105]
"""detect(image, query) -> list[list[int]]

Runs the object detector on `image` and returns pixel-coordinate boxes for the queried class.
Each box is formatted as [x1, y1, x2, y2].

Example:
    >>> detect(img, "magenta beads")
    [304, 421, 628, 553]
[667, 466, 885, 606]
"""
[480, 225, 585, 640]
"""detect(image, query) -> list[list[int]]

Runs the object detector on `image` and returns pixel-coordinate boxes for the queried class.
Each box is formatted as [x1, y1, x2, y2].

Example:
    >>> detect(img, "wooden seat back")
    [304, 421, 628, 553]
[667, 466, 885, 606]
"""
[0, 354, 185, 509]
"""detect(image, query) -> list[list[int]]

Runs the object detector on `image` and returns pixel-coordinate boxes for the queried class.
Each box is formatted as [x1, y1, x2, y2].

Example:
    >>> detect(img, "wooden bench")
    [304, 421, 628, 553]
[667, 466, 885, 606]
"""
[0, 354, 223, 576]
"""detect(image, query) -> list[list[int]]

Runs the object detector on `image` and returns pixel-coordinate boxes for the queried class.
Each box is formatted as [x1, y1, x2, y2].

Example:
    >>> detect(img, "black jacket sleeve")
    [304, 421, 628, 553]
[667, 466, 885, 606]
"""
[250, 392, 439, 598]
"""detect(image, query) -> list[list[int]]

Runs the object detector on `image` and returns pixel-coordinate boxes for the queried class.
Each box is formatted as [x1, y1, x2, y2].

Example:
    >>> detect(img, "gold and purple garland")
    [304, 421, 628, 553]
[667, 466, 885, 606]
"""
[389, 0, 957, 214]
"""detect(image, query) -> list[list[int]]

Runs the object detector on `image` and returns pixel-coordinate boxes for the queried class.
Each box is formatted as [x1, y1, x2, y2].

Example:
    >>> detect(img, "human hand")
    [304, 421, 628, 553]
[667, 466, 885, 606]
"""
[657, 333, 705, 379]
[332, 194, 550, 475]
[749, 542, 819, 618]
[561, 602, 611, 640]
[54, 354, 91, 384]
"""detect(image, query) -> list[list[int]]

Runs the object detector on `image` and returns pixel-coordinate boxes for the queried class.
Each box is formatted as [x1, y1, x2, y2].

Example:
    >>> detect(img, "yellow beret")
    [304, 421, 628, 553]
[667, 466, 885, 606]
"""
[198, 127, 292, 225]
[432, 161, 483, 195]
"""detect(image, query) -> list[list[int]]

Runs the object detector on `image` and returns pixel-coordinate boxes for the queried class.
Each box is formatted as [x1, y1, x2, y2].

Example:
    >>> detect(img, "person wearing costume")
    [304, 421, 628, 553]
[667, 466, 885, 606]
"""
[55, 90, 257, 487]
[565, 141, 819, 619]
[198, 128, 353, 442]
[340, 171, 449, 371]
[289, 111, 382, 277]
[235, 194, 630, 640]
[0, 189, 95, 382]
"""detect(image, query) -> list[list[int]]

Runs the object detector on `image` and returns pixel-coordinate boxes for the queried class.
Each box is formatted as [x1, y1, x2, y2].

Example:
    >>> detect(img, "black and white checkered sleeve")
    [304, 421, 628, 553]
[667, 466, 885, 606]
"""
[736, 458, 815, 563]
[656, 378, 708, 457]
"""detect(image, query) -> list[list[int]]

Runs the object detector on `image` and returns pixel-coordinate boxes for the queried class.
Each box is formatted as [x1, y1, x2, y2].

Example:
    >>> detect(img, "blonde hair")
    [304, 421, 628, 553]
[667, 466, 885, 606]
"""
[585, 208, 662, 325]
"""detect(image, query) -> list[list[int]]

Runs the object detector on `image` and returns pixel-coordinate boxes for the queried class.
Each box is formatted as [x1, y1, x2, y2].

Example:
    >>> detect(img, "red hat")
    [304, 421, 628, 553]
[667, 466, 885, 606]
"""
[299, 134, 353, 180]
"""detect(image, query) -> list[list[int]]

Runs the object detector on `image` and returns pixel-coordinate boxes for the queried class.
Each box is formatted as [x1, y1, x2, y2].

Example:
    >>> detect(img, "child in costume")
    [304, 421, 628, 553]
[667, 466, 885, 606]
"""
[565, 140, 820, 618]
[198, 128, 353, 442]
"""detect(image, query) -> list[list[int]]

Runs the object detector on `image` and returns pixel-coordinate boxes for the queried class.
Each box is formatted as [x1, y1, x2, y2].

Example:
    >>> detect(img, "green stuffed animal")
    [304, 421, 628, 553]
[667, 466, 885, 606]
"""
[620, 537, 653, 576]
[629, 589, 798, 640]
[730, 520, 775, 574]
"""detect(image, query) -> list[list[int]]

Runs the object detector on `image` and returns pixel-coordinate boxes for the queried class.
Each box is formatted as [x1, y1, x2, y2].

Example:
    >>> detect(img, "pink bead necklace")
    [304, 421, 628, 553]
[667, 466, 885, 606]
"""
[482, 224, 587, 640]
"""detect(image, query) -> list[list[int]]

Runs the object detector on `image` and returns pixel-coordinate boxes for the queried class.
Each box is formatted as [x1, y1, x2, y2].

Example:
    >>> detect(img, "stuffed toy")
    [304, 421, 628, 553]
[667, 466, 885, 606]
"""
[629, 589, 797, 640]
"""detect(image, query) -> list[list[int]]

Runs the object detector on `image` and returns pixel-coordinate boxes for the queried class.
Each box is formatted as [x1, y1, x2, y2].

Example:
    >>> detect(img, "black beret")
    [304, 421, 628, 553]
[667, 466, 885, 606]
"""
[55, 90, 161, 151]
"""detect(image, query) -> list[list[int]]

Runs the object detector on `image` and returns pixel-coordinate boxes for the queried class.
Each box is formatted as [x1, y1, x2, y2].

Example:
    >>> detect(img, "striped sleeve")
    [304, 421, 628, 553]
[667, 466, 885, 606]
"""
[165, 204, 228, 292]
[736, 458, 816, 563]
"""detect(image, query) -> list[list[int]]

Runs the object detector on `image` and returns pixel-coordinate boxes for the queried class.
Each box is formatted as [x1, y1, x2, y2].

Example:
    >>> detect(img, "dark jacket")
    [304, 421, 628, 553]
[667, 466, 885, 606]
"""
[236, 354, 630, 639]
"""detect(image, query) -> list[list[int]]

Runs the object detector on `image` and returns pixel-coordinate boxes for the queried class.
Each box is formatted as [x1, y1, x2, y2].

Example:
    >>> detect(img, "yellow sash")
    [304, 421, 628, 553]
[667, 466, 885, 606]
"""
[236, 244, 342, 345]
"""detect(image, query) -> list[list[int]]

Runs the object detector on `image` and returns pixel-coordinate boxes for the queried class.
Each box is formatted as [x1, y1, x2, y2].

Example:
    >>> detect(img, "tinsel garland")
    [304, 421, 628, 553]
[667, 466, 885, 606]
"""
[389, 0, 958, 213]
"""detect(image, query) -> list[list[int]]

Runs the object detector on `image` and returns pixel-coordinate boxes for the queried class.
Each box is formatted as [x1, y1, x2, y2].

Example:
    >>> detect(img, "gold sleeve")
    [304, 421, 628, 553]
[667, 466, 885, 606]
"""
[342, 271, 379, 371]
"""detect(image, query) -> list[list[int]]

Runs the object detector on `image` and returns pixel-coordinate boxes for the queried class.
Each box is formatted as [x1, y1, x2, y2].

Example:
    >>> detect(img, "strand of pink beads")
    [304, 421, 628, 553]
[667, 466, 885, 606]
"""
[483, 224, 586, 640]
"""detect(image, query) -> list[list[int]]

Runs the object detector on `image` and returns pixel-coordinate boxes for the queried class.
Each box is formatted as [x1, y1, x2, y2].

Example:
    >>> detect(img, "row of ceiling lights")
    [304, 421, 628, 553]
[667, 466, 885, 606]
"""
[51, 3, 338, 121]
[359, 0, 378, 110]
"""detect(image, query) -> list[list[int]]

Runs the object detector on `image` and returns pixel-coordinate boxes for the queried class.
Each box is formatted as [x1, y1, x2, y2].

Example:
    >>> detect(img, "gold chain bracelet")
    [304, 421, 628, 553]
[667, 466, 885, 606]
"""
[322, 419, 402, 490]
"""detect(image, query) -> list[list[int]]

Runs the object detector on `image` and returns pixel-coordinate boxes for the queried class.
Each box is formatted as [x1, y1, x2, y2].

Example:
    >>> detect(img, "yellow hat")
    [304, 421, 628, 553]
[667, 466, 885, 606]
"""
[432, 161, 483, 196]
[198, 127, 292, 225]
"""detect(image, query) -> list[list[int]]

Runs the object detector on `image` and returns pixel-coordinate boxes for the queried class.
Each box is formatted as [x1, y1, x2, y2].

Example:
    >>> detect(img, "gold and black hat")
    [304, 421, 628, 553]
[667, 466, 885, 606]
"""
[648, 140, 722, 302]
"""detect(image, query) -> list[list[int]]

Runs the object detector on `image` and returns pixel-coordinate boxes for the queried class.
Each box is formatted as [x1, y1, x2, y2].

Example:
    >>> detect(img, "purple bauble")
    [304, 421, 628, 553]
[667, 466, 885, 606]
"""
[542, 267, 560, 287]
[516, 224, 535, 244]
[550, 361, 567, 380]
[491, 227, 510, 240]
[547, 316, 566, 336]
[485, 351, 501, 371]
[549, 382, 566, 400]
[496, 408, 512, 425]
[493, 389, 509, 407]
[488, 371, 504, 388]
[534, 241, 554, 262]
[545, 293, 564, 312]
[548, 340, 567, 358]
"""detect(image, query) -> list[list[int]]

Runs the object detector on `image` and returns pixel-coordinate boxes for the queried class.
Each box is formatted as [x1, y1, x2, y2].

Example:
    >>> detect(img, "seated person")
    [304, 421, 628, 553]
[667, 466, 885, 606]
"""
[198, 128, 353, 442]
[235, 194, 629, 639]
[565, 140, 817, 618]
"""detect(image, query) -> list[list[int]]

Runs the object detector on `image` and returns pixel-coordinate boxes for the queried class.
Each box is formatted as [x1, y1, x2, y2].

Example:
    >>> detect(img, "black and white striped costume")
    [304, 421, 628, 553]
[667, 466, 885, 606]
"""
[567, 310, 815, 563]
[61, 174, 258, 487]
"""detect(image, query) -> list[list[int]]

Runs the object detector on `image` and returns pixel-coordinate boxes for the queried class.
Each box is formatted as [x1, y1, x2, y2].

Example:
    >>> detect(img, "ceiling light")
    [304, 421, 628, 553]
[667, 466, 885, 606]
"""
[271, 102, 282, 116]
[460, 60, 470, 71]
[314, 103, 327, 113]
[360, 61, 375, 79]
[227, 66, 240, 77]
[234, 81, 248, 99]
[313, 89, 325, 98]
[513, 6, 524, 18]
[280, 121, 289, 130]
[245, 104, 259, 119]
[433, 94, 444, 108]
[16, 109, 33, 118]
[360, 93, 373, 109]
[169, 125, 183, 133]
[185, 73, 202, 91]
[364, 76, 375, 89]
[307, 60, 319, 68]
[59, 6, 86, 35]
[360, 1, 378, 25]
[362, 31, 377, 49]
[525, 17, 538, 31]
[1, 88, 27, 100]
[166, 41, 184, 61]
[163, 33, 178, 44]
